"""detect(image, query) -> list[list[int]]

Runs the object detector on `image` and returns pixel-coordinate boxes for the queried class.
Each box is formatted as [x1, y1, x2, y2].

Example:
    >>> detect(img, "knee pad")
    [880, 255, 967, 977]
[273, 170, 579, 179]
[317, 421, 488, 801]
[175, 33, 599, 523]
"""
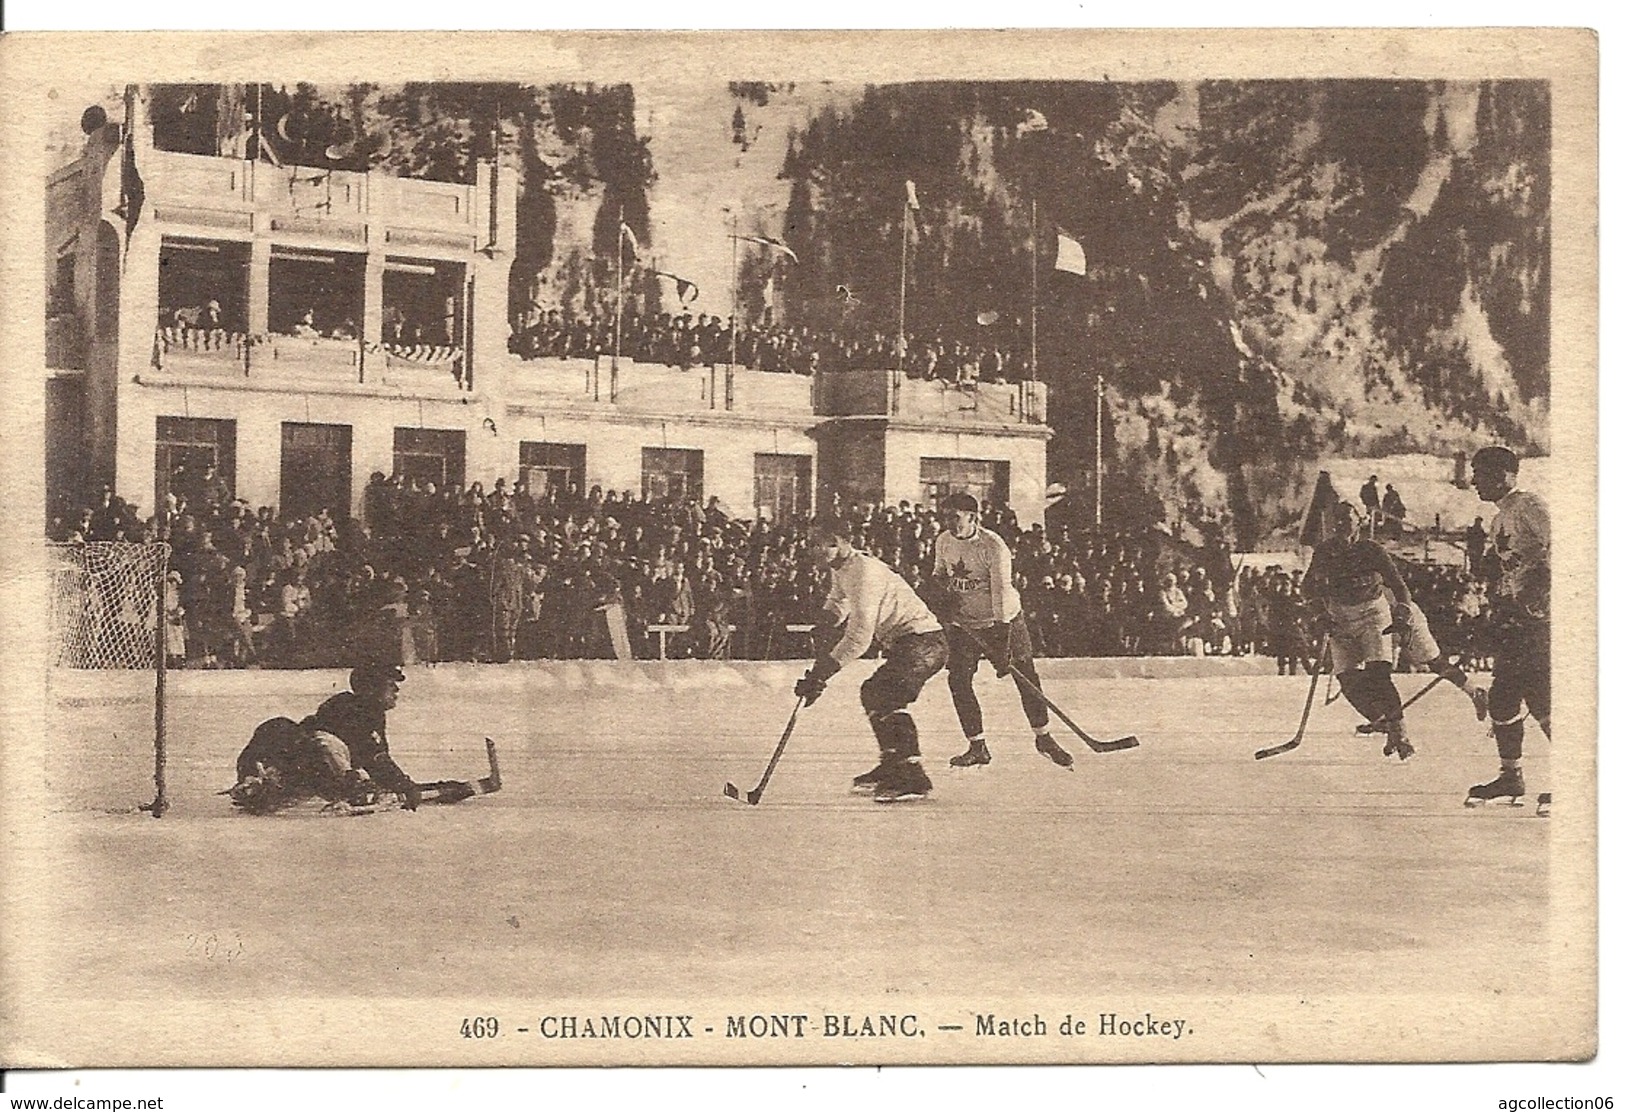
[860, 674, 899, 717]
[1486, 683, 1524, 725]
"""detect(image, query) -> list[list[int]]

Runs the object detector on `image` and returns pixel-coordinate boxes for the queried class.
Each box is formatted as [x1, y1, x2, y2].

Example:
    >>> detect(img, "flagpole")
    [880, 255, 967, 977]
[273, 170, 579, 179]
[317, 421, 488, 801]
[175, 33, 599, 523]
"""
[728, 213, 738, 411]
[896, 196, 907, 415]
[1029, 197, 1038, 425]
[611, 203, 623, 404]
[1095, 372, 1104, 527]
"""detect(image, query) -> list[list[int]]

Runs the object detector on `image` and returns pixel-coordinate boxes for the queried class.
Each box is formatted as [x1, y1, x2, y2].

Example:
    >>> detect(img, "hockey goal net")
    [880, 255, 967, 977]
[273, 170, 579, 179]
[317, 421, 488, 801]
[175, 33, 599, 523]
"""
[46, 541, 172, 815]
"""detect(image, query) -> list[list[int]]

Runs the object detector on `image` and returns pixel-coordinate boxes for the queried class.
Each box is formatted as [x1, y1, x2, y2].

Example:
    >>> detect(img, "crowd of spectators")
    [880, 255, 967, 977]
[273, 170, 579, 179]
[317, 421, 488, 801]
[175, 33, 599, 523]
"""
[1398, 556, 1492, 669]
[511, 308, 1029, 384]
[48, 474, 1492, 674]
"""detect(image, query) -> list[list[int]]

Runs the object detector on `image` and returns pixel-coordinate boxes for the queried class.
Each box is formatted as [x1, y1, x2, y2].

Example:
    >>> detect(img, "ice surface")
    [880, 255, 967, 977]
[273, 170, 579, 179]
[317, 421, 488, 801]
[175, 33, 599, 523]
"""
[19, 660, 1551, 1063]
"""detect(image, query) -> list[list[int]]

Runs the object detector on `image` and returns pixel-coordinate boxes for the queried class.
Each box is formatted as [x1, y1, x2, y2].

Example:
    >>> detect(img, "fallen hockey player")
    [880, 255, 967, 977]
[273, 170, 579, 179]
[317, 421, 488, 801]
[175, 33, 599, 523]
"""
[228, 663, 500, 814]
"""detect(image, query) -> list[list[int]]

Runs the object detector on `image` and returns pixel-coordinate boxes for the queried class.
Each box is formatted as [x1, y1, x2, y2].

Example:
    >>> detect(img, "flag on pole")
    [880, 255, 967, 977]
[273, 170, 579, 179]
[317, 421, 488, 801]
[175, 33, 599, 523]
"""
[1298, 470, 1344, 548]
[619, 221, 640, 256]
[113, 87, 145, 266]
[258, 128, 285, 167]
[1054, 229, 1088, 276]
[904, 180, 921, 211]
[655, 271, 700, 305]
[738, 235, 799, 264]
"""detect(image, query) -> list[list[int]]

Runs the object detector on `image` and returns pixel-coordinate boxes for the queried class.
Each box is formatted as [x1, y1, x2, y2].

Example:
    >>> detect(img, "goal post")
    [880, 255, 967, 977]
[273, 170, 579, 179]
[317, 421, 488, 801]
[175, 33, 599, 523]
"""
[46, 541, 172, 817]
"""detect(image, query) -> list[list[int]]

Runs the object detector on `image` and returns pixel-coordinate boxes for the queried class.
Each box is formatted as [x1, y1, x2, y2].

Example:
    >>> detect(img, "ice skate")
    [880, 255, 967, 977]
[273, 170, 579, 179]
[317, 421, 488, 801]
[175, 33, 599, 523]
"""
[851, 761, 887, 794]
[873, 758, 933, 803]
[948, 739, 992, 768]
[1465, 767, 1526, 807]
[1035, 732, 1074, 769]
[1381, 719, 1414, 761]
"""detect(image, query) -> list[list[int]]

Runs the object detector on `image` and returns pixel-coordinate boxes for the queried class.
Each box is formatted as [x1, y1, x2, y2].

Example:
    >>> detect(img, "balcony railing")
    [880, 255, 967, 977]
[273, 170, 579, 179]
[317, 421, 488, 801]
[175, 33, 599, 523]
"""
[152, 326, 251, 374]
[150, 327, 466, 391]
[814, 367, 1048, 427]
[504, 353, 813, 416]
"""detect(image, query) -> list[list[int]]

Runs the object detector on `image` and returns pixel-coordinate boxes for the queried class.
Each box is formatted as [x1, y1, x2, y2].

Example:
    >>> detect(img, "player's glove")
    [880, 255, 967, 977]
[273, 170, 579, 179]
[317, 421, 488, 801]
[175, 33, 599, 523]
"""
[796, 655, 840, 706]
[1385, 603, 1413, 636]
[794, 672, 826, 706]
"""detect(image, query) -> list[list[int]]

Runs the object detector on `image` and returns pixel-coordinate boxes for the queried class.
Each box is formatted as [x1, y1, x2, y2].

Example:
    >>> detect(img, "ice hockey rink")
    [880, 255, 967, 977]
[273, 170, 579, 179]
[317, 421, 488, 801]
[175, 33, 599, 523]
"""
[14, 657, 1565, 1068]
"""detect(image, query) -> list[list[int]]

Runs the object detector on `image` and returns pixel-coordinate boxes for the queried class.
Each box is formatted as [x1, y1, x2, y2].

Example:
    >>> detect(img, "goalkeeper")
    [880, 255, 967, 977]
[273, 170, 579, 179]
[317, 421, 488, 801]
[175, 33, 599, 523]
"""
[230, 663, 476, 813]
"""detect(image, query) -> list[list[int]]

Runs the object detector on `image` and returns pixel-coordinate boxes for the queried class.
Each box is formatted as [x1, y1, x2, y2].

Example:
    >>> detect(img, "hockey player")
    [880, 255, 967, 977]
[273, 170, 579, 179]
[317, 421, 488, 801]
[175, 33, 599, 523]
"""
[794, 516, 948, 803]
[304, 662, 439, 809]
[229, 714, 375, 814]
[1464, 446, 1551, 809]
[931, 492, 1072, 770]
[1301, 501, 1419, 760]
[230, 663, 483, 813]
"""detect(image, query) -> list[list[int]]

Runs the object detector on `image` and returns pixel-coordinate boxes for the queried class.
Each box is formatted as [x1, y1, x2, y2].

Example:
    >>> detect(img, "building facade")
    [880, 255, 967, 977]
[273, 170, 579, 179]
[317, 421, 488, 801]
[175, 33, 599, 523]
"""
[45, 87, 1051, 531]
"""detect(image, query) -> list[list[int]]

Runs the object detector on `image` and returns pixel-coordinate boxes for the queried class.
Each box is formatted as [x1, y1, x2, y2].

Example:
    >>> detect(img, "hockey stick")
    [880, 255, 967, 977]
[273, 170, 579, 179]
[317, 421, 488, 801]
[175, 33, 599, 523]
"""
[416, 738, 503, 803]
[960, 626, 1139, 753]
[1004, 665, 1139, 753]
[480, 737, 502, 793]
[724, 698, 803, 805]
[1353, 674, 1447, 734]
[1255, 634, 1332, 760]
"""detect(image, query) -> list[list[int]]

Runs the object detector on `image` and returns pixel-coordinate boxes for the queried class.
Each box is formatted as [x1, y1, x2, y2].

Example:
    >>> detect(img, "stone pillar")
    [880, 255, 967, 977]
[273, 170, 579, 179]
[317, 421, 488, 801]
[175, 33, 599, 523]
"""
[247, 237, 271, 336]
[364, 251, 385, 346]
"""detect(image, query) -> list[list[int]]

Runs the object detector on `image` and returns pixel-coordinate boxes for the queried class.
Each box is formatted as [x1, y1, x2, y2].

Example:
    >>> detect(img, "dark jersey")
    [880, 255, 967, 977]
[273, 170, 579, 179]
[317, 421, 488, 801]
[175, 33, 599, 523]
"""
[305, 691, 410, 790]
[1302, 539, 1399, 607]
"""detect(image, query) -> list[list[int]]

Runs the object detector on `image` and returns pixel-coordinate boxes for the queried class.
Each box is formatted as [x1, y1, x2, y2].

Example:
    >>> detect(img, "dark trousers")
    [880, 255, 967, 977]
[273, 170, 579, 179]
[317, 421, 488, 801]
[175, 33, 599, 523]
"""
[1488, 618, 1551, 760]
[860, 630, 948, 759]
[945, 615, 1049, 740]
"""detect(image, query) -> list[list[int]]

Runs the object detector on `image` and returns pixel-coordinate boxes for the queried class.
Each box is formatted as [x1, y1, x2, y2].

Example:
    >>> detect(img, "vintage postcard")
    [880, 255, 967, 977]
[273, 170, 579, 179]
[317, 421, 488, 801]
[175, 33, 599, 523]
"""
[0, 28, 1597, 1071]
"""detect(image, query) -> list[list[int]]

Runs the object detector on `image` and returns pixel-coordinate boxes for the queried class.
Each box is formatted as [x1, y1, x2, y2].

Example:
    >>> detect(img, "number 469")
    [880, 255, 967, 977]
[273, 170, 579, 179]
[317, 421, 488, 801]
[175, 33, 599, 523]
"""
[461, 1016, 500, 1038]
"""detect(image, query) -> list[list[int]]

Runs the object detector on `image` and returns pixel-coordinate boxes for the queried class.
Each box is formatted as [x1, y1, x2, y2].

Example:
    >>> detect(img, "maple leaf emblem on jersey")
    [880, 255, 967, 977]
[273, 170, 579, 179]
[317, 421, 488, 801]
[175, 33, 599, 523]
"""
[945, 556, 977, 594]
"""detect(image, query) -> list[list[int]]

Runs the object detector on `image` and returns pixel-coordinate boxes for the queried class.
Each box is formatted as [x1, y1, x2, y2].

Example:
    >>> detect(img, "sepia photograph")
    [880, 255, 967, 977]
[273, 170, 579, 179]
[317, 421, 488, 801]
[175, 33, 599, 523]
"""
[0, 25, 1599, 1089]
